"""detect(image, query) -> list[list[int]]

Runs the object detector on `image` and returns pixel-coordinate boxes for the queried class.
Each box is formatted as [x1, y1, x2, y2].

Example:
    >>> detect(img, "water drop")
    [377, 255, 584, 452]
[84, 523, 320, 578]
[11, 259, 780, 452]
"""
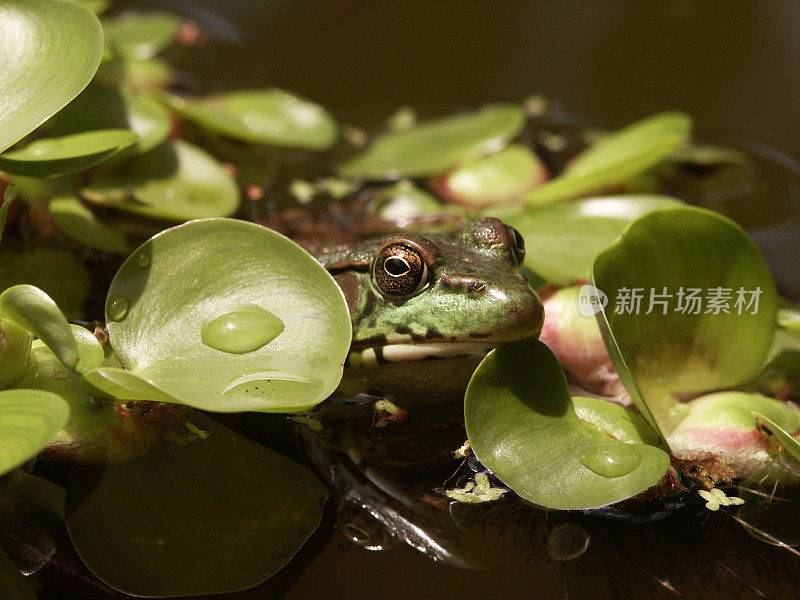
[106, 295, 129, 321]
[201, 305, 284, 354]
[136, 252, 151, 267]
[579, 445, 640, 478]
[548, 522, 590, 561]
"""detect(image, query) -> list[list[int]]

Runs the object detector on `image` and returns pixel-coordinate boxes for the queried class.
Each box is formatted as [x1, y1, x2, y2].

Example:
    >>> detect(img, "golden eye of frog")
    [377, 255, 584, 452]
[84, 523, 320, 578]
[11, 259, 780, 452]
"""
[315, 217, 544, 405]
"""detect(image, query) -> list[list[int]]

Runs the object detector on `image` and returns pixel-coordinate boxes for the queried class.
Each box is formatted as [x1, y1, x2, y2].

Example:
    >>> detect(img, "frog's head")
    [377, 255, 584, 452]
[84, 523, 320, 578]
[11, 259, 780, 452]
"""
[319, 218, 543, 402]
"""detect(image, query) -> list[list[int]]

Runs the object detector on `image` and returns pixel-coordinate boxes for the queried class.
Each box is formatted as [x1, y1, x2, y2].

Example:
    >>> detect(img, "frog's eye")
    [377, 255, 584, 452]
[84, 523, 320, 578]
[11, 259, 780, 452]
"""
[508, 226, 526, 265]
[373, 243, 430, 297]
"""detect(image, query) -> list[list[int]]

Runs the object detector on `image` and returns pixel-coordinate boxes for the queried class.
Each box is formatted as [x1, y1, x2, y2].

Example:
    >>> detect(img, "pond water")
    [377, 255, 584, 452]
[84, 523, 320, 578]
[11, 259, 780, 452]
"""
[27, 2, 800, 598]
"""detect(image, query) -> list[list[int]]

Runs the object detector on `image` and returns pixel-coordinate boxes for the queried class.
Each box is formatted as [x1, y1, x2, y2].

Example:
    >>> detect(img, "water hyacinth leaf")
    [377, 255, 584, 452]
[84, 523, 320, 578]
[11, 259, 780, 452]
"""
[572, 396, 663, 447]
[49, 196, 129, 255]
[81, 366, 181, 405]
[434, 144, 548, 208]
[753, 411, 800, 464]
[502, 195, 684, 285]
[168, 88, 338, 150]
[0, 130, 138, 177]
[64, 0, 109, 14]
[0, 247, 89, 321]
[0, 0, 102, 153]
[0, 548, 35, 600]
[464, 338, 669, 510]
[0, 389, 69, 477]
[0, 318, 31, 389]
[82, 140, 239, 221]
[525, 112, 692, 204]
[102, 12, 180, 60]
[69, 324, 104, 374]
[52, 84, 171, 159]
[668, 392, 799, 476]
[0, 285, 78, 370]
[95, 56, 171, 90]
[339, 104, 526, 179]
[66, 414, 327, 597]
[15, 343, 187, 464]
[367, 180, 443, 221]
[105, 218, 351, 412]
[592, 207, 778, 438]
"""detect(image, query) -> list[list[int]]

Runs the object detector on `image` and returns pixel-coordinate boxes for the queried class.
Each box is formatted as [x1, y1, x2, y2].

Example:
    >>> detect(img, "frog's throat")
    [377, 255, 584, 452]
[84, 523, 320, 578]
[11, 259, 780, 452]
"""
[347, 341, 495, 367]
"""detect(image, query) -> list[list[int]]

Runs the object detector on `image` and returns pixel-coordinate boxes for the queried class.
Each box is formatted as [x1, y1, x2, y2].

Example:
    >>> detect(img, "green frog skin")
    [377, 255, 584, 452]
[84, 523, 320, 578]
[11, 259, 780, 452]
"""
[314, 217, 544, 405]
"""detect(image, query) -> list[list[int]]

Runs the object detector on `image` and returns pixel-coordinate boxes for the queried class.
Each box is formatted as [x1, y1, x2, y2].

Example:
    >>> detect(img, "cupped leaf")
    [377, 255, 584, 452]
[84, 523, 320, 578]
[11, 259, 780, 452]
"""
[15, 342, 188, 464]
[0, 130, 138, 177]
[167, 88, 338, 150]
[0, 318, 31, 389]
[0, 389, 69, 477]
[102, 12, 180, 60]
[49, 195, 129, 254]
[0, 247, 89, 321]
[105, 218, 351, 412]
[339, 104, 526, 179]
[434, 144, 547, 207]
[69, 324, 103, 374]
[592, 207, 778, 438]
[0, 285, 78, 370]
[525, 112, 692, 204]
[82, 140, 240, 221]
[66, 414, 327, 597]
[464, 338, 670, 510]
[0, 0, 102, 153]
[82, 366, 181, 405]
[51, 83, 172, 159]
[572, 396, 663, 447]
[502, 195, 684, 285]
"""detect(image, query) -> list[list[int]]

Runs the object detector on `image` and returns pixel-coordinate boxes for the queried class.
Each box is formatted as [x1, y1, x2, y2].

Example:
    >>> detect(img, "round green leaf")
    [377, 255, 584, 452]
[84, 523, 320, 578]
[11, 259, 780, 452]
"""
[0, 247, 89, 321]
[82, 140, 240, 221]
[0, 0, 102, 153]
[338, 104, 526, 179]
[525, 112, 692, 204]
[592, 207, 778, 438]
[168, 88, 338, 150]
[95, 56, 171, 90]
[105, 218, 351, 412]
[0, 389, 69, 477]
[502, 195, 684, 285]
[66, 414, 327, 597]
[51, 83, 172, 159]
[464, 338, 669, 510]
[435, 144, 547, 207]
[69, 324, 103, 374]
[101, 12, 179, 60]
[0, 129, 137, 177]
[754, 411, 800, 464]
[0, 285, 78, 370]
[49, 195, 129, 254]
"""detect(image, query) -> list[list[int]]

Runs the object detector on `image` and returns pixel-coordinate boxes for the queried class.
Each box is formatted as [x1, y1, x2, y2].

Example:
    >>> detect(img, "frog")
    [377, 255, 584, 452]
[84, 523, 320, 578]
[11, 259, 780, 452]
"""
[314, 217, 544, 405]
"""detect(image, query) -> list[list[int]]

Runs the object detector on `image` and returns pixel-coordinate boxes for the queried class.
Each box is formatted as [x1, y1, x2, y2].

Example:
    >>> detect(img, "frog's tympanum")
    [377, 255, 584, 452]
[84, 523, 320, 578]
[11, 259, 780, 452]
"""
[315, 217, 544, 405]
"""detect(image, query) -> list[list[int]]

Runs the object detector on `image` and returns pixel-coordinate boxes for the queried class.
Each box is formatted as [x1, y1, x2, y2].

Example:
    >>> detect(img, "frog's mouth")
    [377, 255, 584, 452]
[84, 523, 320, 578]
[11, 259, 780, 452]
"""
[347, 341, 497, 367]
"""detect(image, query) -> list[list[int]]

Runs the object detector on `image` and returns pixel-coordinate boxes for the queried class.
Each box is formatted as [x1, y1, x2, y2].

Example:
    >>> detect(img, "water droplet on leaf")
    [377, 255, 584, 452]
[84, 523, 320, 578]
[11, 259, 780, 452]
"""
[136, 252, 150, 267]
[201, 305, 284, 354]
[548, 522, 590, 561]
[579, 445, 640, 478]
[106, 295, 129, 321]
